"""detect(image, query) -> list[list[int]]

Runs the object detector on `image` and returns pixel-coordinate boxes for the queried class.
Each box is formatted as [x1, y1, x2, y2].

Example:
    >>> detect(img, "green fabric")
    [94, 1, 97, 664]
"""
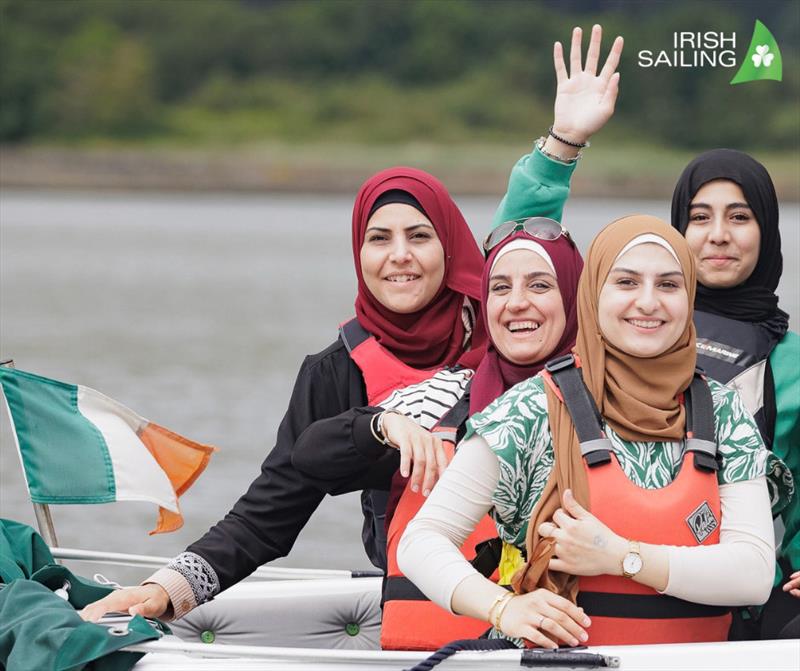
[0, 518, 53, 583]
[770, 330, 800, 584]
[0, 519, 114, 606]
[491, 145, 576, 230]
[0, 581, 156, 671]
[0, 367, 115, 504]
[0, 519, 161, 671]
[466, 376, 794, 549]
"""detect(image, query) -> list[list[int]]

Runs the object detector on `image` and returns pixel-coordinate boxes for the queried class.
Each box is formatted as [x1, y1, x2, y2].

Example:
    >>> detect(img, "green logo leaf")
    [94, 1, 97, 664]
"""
[730, 20, 782, 85]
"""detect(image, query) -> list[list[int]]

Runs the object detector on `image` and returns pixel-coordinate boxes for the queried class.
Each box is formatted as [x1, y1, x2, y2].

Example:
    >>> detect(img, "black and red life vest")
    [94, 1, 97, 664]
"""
[542, 354, 732, 645]
[380, 395, 499, 651]
[340, 318, 444, 406]
[340, 317, 447, 572]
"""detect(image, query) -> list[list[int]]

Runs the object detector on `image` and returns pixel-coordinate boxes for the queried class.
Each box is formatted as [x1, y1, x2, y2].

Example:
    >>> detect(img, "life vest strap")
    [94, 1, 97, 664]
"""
[685, 438, 719, 472]
[547, 356, 719, 473]
[339, 318, 371, 353]
[580, 438, 615, 467]
[685, 372, 720, 472]
[431, 429, 458, 443]
[577, 591, 730, 619]
[436, 391, 472, 433]
[383, 575, 429, 602]
[544, 354, 610, 466]
[470, 537, 503, 578]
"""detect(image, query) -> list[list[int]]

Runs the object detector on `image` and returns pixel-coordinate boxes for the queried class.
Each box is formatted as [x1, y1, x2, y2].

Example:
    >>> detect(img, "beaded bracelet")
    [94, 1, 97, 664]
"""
[548, 125, 591, 148]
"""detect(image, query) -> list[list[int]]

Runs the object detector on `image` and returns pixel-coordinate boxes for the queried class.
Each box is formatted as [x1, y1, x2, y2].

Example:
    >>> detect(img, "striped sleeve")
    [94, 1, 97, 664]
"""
[381, 368, 472, 429]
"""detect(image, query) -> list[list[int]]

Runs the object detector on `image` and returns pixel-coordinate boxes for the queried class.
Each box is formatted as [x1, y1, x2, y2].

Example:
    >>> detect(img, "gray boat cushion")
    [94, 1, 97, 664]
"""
[169, 577, 382, 650]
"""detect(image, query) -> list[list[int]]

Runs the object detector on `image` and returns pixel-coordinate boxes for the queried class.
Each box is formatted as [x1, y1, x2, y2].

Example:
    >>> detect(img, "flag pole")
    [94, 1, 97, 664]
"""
[0, 359, 60, 548]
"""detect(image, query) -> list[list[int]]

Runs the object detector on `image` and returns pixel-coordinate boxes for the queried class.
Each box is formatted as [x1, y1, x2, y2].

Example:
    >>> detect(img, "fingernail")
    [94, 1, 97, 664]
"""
[401, 470, 409, 478]
[411, 484, 419, 492]
[580, 631, 589, 641]
[423, 489, 430, 497]
[583, 617, 591, 626]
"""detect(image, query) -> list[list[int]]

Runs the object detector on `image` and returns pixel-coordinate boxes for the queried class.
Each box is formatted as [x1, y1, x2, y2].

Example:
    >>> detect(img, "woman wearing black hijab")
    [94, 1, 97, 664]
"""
[671, 149, 799, 640]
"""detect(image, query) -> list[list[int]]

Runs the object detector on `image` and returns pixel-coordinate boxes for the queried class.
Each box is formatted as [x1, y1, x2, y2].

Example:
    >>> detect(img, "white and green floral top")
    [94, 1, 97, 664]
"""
[466, 375, 793, 552]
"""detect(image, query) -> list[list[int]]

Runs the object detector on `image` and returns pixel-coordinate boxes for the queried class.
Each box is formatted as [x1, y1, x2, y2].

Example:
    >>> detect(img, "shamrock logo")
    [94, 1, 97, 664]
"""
[731, 20, 782, 85]
[752, 44, 775, 68]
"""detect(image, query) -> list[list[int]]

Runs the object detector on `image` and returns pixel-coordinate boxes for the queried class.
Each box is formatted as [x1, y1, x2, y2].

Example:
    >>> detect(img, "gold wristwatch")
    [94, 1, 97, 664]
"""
[622, 540, 643, 579]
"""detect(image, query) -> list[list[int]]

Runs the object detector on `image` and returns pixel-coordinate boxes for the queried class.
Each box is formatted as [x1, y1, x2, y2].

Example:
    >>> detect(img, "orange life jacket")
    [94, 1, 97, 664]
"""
[340, 318, 442, 406]
[380, 395, 500, 651]
[543, 354, 732, 646]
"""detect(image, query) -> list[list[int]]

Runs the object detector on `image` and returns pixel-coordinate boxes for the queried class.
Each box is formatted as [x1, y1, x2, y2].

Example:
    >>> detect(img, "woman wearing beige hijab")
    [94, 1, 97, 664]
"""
[398, 216, 791, 648]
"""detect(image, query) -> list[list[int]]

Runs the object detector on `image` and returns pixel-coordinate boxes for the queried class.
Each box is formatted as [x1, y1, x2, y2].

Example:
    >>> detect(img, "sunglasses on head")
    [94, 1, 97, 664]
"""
[482, 217, 572, 254]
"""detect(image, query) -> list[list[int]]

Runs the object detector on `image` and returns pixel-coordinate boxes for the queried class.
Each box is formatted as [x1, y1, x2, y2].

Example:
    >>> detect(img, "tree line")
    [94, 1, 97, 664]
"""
[1, 0, 796, 150]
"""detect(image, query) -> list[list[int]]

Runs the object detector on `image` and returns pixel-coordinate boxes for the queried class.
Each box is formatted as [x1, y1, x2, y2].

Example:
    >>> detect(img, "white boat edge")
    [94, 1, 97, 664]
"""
[126, 637, 800, 671]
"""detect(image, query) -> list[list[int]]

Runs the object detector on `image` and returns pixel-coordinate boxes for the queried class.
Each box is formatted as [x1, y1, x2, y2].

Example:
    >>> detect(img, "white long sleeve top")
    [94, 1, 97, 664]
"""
[397, 434, 775, 614]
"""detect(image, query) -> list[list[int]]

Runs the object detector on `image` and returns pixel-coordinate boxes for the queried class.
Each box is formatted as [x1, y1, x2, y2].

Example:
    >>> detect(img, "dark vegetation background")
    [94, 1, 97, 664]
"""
[1, 0, 797, 195]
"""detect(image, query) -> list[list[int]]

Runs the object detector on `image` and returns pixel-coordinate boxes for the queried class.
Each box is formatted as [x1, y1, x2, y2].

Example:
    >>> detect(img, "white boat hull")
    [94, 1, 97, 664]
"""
[130, 638, 800, 671]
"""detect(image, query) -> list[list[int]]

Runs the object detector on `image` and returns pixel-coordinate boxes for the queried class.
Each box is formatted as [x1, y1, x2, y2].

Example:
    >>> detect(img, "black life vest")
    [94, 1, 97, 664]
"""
[693, 310, 778, 449]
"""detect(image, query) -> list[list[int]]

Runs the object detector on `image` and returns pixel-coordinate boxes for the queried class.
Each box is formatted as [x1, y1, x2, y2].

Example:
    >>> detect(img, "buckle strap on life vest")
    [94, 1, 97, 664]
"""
[436, 386, 472, 432]
[339, 318, 371, 353]
[685, 369, 720, 472]
[470, 537, 503, 578]
[577, 591, 729, 619]
[544, 354, 611, 467]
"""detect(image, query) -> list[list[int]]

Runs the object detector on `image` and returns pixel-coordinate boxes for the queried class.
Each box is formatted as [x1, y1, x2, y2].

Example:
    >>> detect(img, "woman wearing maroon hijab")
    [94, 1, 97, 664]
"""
[82, 166, 488, 624]
[351, 166, 487, 370]
[470, 228, 582, 414]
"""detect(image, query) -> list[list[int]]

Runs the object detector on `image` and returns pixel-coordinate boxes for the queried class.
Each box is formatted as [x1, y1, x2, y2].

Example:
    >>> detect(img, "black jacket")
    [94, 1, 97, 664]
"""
[185, 337, 397, 591]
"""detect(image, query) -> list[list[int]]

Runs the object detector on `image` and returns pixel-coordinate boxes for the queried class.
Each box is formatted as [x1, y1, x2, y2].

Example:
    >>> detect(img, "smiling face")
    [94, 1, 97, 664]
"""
[685, 179, 761, 289]
[359, 203, 445, 314]
[486, 249, 566, 365]
[598, 243, 689, 358]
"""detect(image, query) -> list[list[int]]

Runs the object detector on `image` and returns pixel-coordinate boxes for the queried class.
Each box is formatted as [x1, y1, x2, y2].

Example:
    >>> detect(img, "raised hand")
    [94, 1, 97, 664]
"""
[551, 25, 624, 146]
[80, 583, 171, 622]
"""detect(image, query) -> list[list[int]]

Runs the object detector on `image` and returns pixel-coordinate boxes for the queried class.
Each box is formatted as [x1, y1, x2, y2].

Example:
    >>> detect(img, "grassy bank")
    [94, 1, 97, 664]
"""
[1, 140, 798, 200]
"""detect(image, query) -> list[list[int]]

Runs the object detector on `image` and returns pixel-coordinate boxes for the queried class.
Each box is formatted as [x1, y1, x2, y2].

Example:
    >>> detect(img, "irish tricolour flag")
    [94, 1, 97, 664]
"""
[0, 366, 216, 534]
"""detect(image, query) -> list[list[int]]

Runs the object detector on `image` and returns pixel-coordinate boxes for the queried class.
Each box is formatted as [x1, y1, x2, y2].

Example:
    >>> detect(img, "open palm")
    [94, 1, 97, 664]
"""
[552, 25, 624, 145]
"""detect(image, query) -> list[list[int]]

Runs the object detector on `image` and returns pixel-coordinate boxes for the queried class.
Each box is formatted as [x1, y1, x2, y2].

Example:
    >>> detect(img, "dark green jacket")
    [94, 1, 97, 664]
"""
[0, 519, 161, 671]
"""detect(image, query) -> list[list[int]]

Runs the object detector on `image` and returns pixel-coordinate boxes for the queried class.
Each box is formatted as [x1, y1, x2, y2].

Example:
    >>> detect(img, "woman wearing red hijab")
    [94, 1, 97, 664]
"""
[81, 165, 487, 623]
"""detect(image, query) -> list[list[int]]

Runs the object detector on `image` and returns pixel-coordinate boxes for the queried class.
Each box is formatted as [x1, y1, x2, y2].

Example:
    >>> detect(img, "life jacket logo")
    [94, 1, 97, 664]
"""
[686, 501, 718, 544]
[696, 338, 743, 365]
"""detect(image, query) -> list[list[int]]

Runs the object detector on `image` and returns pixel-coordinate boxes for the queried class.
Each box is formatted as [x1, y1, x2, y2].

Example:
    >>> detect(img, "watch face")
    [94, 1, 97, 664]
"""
[623, 553, 643, 575]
